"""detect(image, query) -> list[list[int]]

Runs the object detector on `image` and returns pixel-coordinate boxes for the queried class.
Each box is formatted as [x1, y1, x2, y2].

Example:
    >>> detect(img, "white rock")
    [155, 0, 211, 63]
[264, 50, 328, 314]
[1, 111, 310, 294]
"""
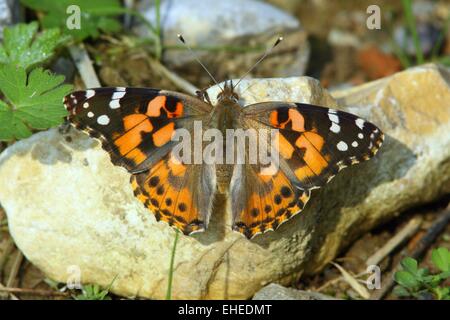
[1, 65, 449, 299]
[135, 0, 309, 77]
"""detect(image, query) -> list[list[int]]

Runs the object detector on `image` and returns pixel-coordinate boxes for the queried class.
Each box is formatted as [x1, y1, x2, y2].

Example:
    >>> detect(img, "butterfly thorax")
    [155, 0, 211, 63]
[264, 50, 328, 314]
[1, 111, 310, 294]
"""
[210, 83, 244, 191]
[212, 81, 242, 130]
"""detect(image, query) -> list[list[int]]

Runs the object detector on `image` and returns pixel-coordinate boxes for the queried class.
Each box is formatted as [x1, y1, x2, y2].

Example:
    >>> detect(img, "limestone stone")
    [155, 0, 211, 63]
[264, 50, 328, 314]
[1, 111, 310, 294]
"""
[0, 64, 449, 299]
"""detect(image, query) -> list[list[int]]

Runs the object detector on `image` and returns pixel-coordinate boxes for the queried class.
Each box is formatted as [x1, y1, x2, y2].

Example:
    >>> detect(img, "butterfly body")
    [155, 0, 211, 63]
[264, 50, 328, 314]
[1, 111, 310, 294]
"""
[64, 80, 384, 239]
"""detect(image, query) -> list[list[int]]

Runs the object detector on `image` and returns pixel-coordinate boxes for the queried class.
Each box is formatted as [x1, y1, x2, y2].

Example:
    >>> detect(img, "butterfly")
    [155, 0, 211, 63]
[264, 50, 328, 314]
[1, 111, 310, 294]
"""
[64, 80, 383, 239]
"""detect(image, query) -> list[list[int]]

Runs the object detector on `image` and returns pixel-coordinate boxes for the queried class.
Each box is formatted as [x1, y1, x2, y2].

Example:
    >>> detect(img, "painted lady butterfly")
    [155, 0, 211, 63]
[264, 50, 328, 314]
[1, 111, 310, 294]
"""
[64, 79, 383, 239]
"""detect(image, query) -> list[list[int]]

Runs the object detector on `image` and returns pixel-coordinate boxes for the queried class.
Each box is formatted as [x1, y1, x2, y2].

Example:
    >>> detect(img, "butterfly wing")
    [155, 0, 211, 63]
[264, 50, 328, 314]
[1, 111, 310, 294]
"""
[231, 102, 384, 238]
[64, 87, 216, 235]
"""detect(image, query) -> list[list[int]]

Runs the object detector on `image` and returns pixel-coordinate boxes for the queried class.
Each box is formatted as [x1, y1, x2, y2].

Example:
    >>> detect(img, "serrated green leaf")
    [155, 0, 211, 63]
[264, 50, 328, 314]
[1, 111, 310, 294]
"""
[0, 22, 70, 70]
[401, 257, 419, 275]
[21, 0, 122, 41]
[432, 247, 450, 272]
[394, 270, 419, 289]
[0, 100, 32, 140]
[0, 65, 72, 141]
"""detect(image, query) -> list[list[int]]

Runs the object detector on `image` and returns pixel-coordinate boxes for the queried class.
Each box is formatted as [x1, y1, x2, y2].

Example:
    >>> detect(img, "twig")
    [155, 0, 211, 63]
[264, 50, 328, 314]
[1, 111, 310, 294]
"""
[0, 238, 14, 276]
[366, 216, 423, 267]
[372, 203, 450, 300]
[6, 251, 23, 288]
[0, 286, 69, 297]
[0, 282, 19, 300]
[68, 44, 101, 88]
[331, 262, 370, 299]
[147, 57, 199, 95]
[315, 275, 344, 293]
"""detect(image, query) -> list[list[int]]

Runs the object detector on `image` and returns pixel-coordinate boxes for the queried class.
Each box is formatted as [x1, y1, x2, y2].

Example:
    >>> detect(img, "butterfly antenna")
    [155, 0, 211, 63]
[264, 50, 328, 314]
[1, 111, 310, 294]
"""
[233, 36, 283, 89]
[177, 34, 222, 91]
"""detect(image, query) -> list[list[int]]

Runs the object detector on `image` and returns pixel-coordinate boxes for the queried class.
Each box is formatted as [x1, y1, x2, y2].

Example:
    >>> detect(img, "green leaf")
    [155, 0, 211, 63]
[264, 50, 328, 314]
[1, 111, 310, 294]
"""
[401, 257, 419, 275]
[21, 0, 122, 41]
[432, 247, 450, 272]
[0, 22, 70, 70]
[0, 100, 32, 140]
[0, 65, 72, 141]
[73, 276, 116, 300]
[74, 284, 112, 300]
[394, 270, 419, 289]
[393, 285, 411, 298]
[434, 287, 450, 300]
[438, 271, 450, 280]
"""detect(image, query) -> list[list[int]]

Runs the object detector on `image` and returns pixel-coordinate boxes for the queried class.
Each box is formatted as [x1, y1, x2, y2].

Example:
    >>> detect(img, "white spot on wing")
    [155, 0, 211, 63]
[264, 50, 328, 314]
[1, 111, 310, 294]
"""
[337, 141, 348, 151]
[86, 90, 95, 99]
[355, 118, 365, 129]
[352, 141, 358, 147]
[328, 113, 339, 123]
[116, 87, 126, 92]
[87, 111, 94, 118]
[83, 102, 89, 109]
[109, 100, 121, 109]
[97, 115, 110, 125]
[112, 91, 126, 100]
[358, 133, 364, 139]
[330, 122, 340, 133]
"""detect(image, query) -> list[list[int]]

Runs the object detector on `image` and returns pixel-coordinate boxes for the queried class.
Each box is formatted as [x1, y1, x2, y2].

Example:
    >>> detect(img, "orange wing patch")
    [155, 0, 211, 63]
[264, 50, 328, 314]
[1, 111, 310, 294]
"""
[153, 122, 175, 147]
[146, 96, 184, 118]
[295, 131, 328, 176]
[111, 96, 185, 167]
[270, 108, 305, 131]
[114, 115, 153, 156]
[233, 168, 310, 239]
[270, 109, 332, 183]
[131, 155, 205, 235]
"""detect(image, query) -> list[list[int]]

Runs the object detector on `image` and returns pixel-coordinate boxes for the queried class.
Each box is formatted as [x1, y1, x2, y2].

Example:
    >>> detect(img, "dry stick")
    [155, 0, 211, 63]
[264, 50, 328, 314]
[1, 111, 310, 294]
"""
[372, 204, 450, 300]
[147, 58, 199, 95]
[366, 216, 423, 267]
[6, 250, 23, 288]
[68, 44, 101, 88]
[0, 286, 69, 297]
[317, 216, 423, 294]
[0, 238, 14, 275]
[0, 282, 19, 300]
[331, 262, 370, 299]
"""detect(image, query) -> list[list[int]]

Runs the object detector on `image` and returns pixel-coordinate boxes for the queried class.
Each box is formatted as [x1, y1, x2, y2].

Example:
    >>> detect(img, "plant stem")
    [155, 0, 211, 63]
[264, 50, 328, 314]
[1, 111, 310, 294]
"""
[166, 230, 180, 300]
[431, 12, 450, 61]
[402, 0, 424, 65]
[154, 0, 162, 60]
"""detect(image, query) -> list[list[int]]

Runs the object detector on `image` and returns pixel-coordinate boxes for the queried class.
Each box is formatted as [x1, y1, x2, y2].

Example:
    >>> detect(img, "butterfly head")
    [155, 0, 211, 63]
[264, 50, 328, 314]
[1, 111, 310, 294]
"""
[217, 80, 239, 103]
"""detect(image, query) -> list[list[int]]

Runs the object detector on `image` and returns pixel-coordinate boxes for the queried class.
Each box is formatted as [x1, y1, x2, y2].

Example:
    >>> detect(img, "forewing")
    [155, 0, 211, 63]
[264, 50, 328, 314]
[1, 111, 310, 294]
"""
[230, 101, 383, 238]
[243, 102, 384, 188]
[64, 87, 216, 235]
